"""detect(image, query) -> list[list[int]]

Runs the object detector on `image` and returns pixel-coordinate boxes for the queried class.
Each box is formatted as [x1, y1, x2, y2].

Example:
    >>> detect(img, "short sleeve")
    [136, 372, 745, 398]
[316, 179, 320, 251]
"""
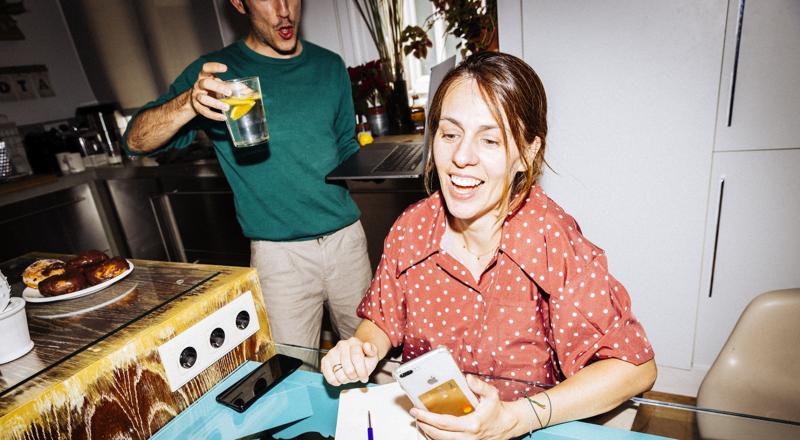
[548, 253, 654, 378]
[537, 209, 654, 378]
[357, 223, 408, 347]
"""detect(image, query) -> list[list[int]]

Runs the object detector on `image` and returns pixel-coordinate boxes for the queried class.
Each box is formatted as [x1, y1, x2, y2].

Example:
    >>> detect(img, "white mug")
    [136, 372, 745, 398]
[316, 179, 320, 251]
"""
[0, 298, 34, 364]
[56, 152, 86, 174]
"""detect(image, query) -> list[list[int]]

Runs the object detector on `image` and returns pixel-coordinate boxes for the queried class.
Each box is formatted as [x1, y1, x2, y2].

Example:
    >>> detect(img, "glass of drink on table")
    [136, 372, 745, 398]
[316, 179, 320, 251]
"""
[221, 76, 269, 148]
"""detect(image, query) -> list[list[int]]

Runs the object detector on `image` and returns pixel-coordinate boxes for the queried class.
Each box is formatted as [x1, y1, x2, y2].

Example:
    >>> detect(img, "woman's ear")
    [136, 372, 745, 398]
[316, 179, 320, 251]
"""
[516, 136, 542, 172]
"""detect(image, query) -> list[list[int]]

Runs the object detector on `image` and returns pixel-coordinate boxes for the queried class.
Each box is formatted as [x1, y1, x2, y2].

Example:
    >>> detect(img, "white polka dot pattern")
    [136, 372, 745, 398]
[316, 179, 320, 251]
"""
[357, 186, 654, 401]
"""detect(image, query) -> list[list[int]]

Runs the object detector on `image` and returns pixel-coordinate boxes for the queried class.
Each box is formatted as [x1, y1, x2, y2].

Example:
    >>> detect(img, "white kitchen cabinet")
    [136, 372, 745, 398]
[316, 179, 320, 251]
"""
[693, 149, 800, 368]
[714, 0, 800, 151]
[499, 0, 726, 369]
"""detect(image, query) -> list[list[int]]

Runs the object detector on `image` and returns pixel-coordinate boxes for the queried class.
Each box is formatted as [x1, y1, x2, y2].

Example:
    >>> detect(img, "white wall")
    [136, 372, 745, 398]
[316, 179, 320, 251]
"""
[136, 0, 224, 96]
[77, 0, 160, 110]
[61, 0, 223, 110]
[499, 0, 728, 395]
[0, 0, 95, 125]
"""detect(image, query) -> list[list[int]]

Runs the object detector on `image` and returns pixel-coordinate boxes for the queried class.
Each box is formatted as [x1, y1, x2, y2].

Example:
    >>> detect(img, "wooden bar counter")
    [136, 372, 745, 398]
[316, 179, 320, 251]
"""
[0, 254, 275, 439]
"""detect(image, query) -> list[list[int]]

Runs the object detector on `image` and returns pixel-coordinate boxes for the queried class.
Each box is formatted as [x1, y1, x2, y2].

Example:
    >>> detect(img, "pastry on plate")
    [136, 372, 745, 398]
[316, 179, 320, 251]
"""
[38, 270, 89, 297]
[66, 250, 109, 271]
[23, 259, 66, 289]
[85, 257, 129, 285]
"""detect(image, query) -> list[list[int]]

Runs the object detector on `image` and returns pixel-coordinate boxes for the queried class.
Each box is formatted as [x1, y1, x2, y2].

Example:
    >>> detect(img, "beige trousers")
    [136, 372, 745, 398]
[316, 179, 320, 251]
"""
[250, 220, 372, 350]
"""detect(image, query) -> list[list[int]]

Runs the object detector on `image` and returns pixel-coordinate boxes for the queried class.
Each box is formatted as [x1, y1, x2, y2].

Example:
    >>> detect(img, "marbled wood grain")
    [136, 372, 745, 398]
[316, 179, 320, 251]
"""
[1, 258, 220, 398]
[0, 259, 275, 440]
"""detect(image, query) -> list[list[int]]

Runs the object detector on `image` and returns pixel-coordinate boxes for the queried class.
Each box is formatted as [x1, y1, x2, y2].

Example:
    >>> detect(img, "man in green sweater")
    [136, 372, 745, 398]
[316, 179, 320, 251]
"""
[124, 0, 371, 351]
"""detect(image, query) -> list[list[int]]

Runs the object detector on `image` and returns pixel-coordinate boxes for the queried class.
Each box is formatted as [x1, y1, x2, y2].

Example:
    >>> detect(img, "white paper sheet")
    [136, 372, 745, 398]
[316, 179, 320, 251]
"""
[335, 382, 422, 440]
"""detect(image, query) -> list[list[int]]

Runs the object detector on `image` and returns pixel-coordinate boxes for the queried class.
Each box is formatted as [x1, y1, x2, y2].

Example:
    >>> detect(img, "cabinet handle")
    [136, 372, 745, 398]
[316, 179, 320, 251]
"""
[708, 177, 726, 298]
[726, 0, 746, 127]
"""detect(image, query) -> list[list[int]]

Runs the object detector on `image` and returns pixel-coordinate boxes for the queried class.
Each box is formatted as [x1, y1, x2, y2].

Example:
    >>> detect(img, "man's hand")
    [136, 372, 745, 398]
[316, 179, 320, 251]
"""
[190, 62, 232, 122]
[320, 337, 381, 386]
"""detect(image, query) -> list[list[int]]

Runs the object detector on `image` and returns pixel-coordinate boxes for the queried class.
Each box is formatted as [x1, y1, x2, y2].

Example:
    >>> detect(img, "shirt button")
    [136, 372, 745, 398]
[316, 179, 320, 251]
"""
[465, 345, 472, 353]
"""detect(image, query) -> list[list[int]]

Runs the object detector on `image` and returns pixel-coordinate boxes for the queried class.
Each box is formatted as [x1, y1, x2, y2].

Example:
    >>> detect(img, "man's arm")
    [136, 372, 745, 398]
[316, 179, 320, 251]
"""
[126, 90, 195, 153]
[126, 62, 232, 153]
[332, 58, 360, 161]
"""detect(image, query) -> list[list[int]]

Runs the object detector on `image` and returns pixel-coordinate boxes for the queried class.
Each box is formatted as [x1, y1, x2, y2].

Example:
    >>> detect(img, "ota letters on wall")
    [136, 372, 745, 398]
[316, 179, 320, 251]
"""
[0, 65, 55, 102]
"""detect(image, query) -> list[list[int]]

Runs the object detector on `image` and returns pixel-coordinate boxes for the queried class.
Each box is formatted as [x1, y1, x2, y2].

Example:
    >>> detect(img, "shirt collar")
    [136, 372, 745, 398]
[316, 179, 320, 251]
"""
[394, 193, 448, 276]
[395, 188, 552, 276]
[498, 185, 549, 271]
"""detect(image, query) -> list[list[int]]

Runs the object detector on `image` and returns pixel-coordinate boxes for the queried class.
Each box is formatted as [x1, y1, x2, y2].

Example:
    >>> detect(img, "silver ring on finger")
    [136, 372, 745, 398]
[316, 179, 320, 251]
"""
[333, 365, 350, 382]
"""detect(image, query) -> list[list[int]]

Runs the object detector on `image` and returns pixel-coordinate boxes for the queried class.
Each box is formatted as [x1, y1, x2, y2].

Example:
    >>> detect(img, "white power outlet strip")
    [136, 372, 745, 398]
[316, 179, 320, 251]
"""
[158, 291, 260, 392]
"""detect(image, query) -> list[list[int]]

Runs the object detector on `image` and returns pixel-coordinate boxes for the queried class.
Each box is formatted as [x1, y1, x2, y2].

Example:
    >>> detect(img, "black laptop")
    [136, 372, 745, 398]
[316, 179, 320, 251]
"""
[327, 56, 456, 181]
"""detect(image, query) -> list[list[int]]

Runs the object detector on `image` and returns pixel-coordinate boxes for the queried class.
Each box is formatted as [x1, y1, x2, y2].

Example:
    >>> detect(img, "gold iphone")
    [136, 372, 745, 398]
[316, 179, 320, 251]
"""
[393, 346, 479, 417]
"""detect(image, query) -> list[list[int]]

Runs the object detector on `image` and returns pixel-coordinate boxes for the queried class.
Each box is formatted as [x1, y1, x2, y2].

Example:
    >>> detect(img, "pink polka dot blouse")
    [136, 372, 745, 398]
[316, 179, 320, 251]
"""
[357, 185, 654, 401]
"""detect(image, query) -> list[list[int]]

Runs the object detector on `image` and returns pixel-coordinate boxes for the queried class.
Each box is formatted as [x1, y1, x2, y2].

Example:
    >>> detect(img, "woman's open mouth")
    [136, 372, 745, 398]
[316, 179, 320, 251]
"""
[450, 175, 483, 196]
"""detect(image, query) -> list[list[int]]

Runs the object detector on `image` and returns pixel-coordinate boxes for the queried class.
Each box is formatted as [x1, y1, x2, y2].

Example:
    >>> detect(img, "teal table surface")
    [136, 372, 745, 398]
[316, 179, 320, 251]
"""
[153, 361, 669, 439]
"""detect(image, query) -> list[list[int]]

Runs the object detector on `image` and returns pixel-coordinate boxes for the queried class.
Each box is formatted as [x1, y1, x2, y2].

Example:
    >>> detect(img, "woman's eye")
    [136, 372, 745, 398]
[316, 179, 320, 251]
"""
[482, 137, 501, 146]
[441, 132, 459, 140]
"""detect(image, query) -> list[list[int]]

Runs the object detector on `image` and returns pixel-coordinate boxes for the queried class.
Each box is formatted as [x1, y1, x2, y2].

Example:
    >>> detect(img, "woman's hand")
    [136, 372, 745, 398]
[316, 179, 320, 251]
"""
[320, 337, 380, 386]
[410, 375, 526, 440]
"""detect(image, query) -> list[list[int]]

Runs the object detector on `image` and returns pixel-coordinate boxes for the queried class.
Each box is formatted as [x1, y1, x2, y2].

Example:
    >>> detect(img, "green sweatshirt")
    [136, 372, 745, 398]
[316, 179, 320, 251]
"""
[123, 40, 361, 241]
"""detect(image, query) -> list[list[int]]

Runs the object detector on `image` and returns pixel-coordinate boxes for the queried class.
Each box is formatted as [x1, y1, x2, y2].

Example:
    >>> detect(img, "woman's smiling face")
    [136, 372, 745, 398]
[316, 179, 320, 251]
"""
[434, 78, 526, 224]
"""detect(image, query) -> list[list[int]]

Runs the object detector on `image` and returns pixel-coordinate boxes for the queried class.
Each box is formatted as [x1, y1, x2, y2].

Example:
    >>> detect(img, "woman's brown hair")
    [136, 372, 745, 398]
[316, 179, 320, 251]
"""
[424, 52, 548, 212]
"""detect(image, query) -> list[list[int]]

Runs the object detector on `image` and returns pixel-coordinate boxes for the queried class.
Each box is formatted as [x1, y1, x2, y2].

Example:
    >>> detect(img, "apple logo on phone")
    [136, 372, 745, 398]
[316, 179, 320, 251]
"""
[427, 376, 437, 385]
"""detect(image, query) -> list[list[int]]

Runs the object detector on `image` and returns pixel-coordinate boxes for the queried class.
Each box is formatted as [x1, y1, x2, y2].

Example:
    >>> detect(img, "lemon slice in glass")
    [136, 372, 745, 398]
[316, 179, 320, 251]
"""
[229, 100, 255, 120]
[222, 95, 260, 120]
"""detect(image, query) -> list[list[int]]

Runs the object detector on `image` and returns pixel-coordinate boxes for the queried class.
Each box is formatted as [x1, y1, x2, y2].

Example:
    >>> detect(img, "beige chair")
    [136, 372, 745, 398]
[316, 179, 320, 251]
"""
[697, 288, 800, 439]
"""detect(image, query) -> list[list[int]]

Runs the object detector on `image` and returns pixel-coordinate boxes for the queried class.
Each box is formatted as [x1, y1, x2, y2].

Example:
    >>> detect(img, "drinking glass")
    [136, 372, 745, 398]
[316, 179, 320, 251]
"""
[221, 77, 269, 148]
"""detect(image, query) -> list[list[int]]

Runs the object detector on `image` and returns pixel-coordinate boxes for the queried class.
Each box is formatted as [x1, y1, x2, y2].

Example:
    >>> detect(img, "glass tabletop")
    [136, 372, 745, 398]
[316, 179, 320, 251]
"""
[272, 342, 800, 440]
[0, 253, 220, 400]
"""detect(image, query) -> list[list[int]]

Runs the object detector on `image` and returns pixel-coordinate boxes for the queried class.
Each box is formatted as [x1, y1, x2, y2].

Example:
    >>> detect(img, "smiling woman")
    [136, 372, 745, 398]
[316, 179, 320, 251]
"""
[425, 52, 547, 214]
[423, 53, 549, 281]
[320, 52, 657, 439]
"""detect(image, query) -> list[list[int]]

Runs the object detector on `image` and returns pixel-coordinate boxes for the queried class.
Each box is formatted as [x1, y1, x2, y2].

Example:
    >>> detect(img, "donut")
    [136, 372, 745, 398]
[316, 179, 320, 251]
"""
[85, 257, 129, 285]
[66, 250, 109, 271]
[38, 271, 89, 297]
[23, 259, 66, 289]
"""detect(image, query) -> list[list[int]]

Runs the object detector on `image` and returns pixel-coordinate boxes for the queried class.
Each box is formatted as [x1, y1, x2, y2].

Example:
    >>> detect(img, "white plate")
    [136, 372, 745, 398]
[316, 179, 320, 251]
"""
[22, 260, 134, 303]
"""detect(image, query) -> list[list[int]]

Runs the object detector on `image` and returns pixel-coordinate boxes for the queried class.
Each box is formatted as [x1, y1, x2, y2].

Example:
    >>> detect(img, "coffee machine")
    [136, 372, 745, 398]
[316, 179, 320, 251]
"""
[76, 103, 124, 164]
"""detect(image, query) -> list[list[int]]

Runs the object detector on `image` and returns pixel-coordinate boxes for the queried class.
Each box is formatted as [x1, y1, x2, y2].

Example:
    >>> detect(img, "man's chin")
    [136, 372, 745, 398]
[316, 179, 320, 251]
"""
[273, 40, 299, 56]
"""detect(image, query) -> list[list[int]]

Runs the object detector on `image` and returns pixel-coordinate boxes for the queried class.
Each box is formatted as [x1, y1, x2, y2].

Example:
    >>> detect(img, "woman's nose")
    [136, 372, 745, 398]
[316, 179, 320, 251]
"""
[452, 137, 479, 167]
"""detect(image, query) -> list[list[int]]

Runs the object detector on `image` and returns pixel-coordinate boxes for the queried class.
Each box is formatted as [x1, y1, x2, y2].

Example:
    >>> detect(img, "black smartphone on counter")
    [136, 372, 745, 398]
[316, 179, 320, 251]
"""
[216, 354, 303, 413]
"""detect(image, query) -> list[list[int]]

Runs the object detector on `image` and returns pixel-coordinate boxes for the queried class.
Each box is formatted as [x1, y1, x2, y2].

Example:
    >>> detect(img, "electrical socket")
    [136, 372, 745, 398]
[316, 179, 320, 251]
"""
[158, 290, 260, 392]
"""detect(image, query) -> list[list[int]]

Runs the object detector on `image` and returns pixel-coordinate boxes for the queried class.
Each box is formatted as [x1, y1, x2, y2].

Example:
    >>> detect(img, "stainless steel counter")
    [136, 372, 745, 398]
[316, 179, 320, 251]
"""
[0, 160, 226, 208]
[0, 160, 427, 270]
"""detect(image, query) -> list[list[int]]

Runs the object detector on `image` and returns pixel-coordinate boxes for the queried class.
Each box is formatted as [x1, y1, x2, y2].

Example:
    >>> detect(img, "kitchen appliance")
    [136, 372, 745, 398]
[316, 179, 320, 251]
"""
[0, 119, 32, 179]
[68, 128, 109, 168]
[23, 128, 70, 175]
[76, 103, 124, 164]
[0, 141, 12, 178]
